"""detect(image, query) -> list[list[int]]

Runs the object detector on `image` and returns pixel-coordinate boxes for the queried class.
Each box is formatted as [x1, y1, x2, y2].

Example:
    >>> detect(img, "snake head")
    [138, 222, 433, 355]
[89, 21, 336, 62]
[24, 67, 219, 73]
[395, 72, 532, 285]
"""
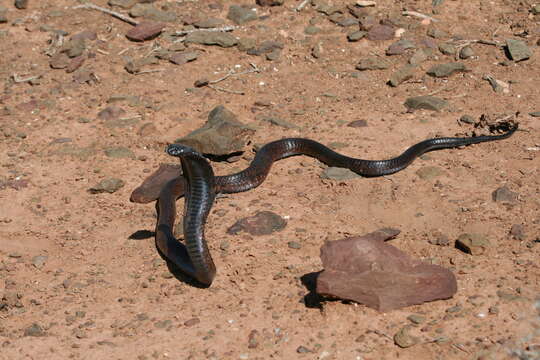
[166, 144, 202, 158]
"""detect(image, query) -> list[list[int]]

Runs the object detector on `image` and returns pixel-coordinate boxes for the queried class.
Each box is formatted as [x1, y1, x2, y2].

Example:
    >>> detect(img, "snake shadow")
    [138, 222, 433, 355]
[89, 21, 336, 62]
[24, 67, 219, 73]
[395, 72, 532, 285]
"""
[300, 271, 325, 309]
[128, 229, 210, 288]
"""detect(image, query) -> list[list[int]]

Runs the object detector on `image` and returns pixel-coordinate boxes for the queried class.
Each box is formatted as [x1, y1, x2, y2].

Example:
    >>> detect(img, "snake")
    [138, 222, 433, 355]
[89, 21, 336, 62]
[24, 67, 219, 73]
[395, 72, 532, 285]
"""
[150, 124, 517, 285]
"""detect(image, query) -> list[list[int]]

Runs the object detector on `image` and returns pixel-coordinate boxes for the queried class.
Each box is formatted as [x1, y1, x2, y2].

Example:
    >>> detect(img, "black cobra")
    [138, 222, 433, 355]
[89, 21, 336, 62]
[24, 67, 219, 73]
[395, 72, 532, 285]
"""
[155, 124, 517, 285]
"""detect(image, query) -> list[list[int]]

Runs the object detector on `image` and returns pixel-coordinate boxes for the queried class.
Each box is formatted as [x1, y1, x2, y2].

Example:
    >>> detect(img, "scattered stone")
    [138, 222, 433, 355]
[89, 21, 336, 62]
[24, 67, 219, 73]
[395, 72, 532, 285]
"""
[248, 330, 260, 349]
[237, 37, 256, 52]
[407, 314, 426, 324]
[97, 106, 126, 121]
[175, 105, 255, 156]
[259, 114, 298, 129]
[15, 0, 29, 10]
[356, 56, 391, 71]
[305, 25, 322, 35]
[184, 317, 200, 327]
[415, 166, 443, 180]
[439, 43, 457, 56]
[227, 211, 287, 236]
[347, 30, 367, 42]
[169, 51, 198, 65]
[108, 0, 136, 9]
[126, 21, 165, 41]
[61, 38, 86, 58]
[426, 62, 468, 78]
[185, 31, 238, 47]
[459, 46, 474, 59]
[388, 64, 416, 87]
[455, 233, 490, 255]
[129, 4, 176, 22]
[296, 345, 311, 353]
[506, 39, 531, 62]
[227, 5, 257, 25]
[409, 49, 429, 65]
[394, 326, 420, 348]
[24, 323, 46, 337]
[0, 8, 7, 23]
[509, 224, 526, 241]
[529, 111, 540, 117]
[428, 231, 450, 246]
[320, 167, 360, 180]
[492, 185, 518, 203]
[496, 290, 521, 302]
[104, 147, 135, 159]
[427, 27, 448, 39]
[257, 0, 284, 5]
[288, 241, 302, 249]
[66, 55, 85, 73]
[137, 122, 158, 137]
[71, 30, 97, 42]
[347, 119, 368, 127]
[31, 255, 48, 269]
[316, 229, 457, 311]
[154, 319, 172, 329]
[459, 114, 475, 124]
[386, 39, 415, 55]
[247, 40, 284, 56]
[194, 18, 225, 28]
[483, 74, 509, 94]
[130, 163, 181, 203]
[89, 178, 125, 194]
[404, 96, 448, 111]
[366, 24, 395, 41]
[266, 48, 281, 61]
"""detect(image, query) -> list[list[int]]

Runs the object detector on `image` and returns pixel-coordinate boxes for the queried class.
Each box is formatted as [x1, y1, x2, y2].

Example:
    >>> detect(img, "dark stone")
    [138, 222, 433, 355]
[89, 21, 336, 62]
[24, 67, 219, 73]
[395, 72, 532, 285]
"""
[66, 55, 85, 73]
[169, 51, 198, 65]
[256, 0, 284, 5]
[126, 21, 165, 41]
[175, 105, 255, 156]
[366, 25, 395, 41]
[509, 224, 526, 241]
[347, 119, 368, 127]
[455, 233, 490, 255]
[227, 211, 287, 236]
[388, 64, 416, 87]
[356, 56, 391, 70]
[193, 18, 225, 28]
[316, 229, 457, 311]
[492, 185, 518, 203]
[15, 0, 29, 9]
[130, 164, 181, 203]
[97, 106, 126, 121]
[386, 39, 415, 55]
[24, 323, 46, 337]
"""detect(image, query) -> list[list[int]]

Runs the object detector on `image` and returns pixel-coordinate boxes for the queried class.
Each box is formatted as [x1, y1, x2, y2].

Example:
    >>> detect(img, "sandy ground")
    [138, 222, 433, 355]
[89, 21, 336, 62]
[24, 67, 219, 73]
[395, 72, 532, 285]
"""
[0, 0, 539, 359]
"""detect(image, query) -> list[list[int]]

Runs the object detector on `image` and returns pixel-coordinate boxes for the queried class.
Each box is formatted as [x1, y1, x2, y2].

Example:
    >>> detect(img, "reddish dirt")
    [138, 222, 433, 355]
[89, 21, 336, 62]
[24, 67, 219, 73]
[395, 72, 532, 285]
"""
[0, 1, 539, 359]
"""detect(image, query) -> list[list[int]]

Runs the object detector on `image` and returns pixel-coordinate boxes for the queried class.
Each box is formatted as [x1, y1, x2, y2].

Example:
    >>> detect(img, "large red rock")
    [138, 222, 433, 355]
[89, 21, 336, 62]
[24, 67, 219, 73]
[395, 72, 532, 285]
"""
[316, 229, 457, 311]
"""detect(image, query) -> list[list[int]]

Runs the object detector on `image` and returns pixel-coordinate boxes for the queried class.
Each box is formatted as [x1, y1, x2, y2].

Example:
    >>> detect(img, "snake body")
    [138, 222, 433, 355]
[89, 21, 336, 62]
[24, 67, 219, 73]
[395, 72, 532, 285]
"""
[155, 125, 517, 285]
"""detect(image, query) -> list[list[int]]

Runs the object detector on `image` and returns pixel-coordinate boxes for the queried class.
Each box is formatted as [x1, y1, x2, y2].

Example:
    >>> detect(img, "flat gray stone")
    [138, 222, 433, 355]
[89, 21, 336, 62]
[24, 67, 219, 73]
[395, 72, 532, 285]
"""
[347, 30, 367, 42]
[104, 147, 135, 159]
[185, 31, 238, 47]
[194, 18, 225, 29]
[227, 5, 257, 25]
[388, 64, 416, 87]
[426, 62, 468, 78]
[386, 39, 416, 55]
[356, 56, 391, 71]
[506, 39, 531, 61]
[227, 211, 287, 236]
[415, 166, 444, 180]
[175, 105, 254, 155]
[492, 185, 518, 203]
[129, 4, 176, 22]
[404, 96, 448, 111]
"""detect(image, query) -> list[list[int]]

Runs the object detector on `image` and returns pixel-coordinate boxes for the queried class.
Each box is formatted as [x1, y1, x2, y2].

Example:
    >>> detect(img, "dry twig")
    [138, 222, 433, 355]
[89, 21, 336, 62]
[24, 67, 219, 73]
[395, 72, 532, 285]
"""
[402, 10, 439, 22]
[208, 85, 245, 95]
[209, 63, 260, 84]
[296, 0, 310, 12]
[134, 69, 165, 75]
[173, 26, 238, 36]
[12, 74, 40, 83]
[73, 3, 139, 26]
